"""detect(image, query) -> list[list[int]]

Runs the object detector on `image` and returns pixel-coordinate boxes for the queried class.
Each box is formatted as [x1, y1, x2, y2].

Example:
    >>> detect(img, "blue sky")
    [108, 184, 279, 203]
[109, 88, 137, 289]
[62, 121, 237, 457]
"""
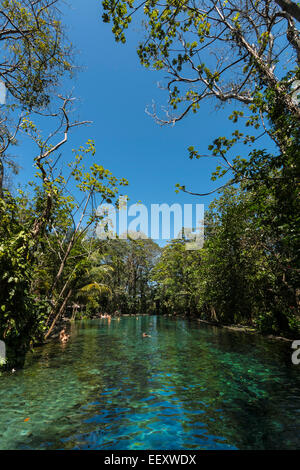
[12, 0, 260, 240]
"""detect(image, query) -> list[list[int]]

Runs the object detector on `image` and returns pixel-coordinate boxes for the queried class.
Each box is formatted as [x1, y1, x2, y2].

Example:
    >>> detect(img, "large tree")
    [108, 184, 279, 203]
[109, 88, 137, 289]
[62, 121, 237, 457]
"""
[0, 0, 72, 108]
[102, 0, 300, 331]
[0, 0, 73, 195]
[102, 0, 300, 123]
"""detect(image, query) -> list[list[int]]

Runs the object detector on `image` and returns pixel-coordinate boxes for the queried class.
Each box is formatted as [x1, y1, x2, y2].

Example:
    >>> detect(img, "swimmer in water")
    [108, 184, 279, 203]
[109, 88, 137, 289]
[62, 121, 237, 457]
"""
[59, 329, 70, 343]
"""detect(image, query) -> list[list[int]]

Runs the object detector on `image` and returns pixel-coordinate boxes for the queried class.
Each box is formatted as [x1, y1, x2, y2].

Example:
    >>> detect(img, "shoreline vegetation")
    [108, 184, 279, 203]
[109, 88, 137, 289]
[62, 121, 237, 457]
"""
[0, 0, 299, 370]
[195, 319, 293, 343]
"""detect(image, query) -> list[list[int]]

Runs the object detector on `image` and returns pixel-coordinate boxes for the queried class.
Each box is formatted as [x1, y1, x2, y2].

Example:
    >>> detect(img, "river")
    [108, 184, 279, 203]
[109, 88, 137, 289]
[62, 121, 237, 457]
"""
[0, 315, 299, 450]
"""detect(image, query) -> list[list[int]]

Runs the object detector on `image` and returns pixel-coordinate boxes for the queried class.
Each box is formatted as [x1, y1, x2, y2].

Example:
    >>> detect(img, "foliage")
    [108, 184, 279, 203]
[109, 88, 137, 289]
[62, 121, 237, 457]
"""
[81, 237, 161, 316]
[1, 0, 300, 371]
[102, 0, 300, 125]
[153, 185, 299, 336]
[0, 192, 46, 369]
[102, 0, 300, 336]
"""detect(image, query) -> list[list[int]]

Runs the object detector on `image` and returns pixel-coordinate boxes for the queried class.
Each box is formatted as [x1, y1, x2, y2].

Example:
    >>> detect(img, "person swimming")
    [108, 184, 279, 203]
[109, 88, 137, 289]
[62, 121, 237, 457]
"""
[59, 329, 70, 343]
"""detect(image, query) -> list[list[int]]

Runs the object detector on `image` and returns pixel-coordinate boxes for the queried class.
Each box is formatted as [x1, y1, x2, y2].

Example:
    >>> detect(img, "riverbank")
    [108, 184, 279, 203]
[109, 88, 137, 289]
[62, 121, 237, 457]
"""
[194, 318, 294, 342]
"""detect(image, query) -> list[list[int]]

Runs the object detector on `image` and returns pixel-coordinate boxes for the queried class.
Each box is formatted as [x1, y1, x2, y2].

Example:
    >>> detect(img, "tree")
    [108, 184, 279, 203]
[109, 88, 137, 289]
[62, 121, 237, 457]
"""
[152, 185, 299, 335]
[275, 0, 300, 22]
[0, 97, 129, 368]
[152, 238, 203, 315]
[103, 0, 300, 123]
[102, 0, 299, 334]
[0, 0, 72, 109]
[102, 0, 299, 194]
[0, 191, 46, 369]
[95, 237, 161, 315]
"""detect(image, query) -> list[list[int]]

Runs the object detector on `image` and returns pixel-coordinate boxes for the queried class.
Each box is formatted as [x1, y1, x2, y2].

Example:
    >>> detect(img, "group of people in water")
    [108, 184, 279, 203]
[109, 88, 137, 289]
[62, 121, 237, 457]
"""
[59, 315, 151, 343]
[100, 313, 111, 319]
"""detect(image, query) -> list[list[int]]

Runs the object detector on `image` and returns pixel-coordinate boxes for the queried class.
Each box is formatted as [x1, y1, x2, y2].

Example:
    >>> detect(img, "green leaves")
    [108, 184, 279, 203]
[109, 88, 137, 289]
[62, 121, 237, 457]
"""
[0, 0, 72, 110]
[0, 195, 46, 369]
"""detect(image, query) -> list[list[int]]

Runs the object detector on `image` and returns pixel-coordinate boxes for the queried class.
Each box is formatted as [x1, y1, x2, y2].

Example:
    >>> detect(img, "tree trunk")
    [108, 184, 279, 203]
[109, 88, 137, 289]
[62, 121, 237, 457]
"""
[0, 158, 4, 198]
[275, 0, 300, 22]
[45, 288, 72, 340]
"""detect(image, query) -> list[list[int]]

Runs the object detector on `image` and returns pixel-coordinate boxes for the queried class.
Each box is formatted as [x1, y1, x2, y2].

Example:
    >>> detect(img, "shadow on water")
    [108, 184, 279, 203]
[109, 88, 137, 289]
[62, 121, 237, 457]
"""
[0, 316, 299, 450]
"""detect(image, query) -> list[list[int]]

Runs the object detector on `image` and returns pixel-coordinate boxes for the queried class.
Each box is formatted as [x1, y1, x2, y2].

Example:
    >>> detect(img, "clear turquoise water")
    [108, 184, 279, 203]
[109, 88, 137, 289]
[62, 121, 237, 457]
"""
[0, 315, 300, 450]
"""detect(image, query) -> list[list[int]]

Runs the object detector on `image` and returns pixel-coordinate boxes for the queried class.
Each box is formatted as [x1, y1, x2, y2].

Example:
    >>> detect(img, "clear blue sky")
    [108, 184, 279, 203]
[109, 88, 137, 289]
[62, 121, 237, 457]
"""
[13, 0, 259, 237]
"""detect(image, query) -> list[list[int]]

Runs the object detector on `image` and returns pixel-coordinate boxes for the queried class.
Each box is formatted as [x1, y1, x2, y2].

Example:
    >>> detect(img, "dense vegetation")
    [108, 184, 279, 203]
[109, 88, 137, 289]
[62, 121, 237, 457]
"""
[101, 0, 300, 333]
[0, 0, 299, 370]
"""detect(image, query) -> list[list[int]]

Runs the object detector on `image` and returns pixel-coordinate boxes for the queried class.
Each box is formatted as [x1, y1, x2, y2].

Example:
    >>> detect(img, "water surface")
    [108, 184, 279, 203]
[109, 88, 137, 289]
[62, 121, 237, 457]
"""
[0, 315, 299, 450]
